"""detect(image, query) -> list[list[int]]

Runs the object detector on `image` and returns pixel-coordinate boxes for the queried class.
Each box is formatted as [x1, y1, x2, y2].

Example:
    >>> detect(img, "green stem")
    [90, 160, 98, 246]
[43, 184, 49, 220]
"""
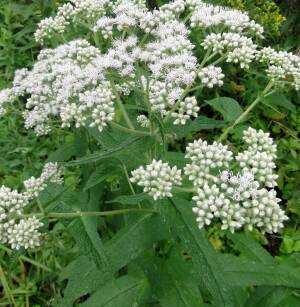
[109, 79, 135, 129]
[26, 208, 157, 219]
[217, 81, 274, 142]
[110, 121, 151, 136]
[121, 163, 141, 208]
[173, 186, 195, 193]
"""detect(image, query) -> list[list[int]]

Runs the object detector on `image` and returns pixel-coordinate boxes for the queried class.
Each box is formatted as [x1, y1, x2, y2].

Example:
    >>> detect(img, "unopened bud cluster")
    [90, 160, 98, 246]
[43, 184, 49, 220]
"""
[198, 66, 224, 88]
[256, 47, 300, 90]
[137, 115, 150, 128]
[0, 163, 64, 250]
[186, 127, 287, 233]
[130, 159, 182, 200]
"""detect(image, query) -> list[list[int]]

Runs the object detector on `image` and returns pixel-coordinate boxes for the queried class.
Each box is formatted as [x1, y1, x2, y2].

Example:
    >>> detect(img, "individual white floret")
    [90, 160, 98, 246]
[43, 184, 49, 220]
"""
[172, 96, 199, 125]
[6, 217, 43, 250]
[198, 65, 224, 88]
[130, 160, 182, 200]
[137, 115, 150, 128]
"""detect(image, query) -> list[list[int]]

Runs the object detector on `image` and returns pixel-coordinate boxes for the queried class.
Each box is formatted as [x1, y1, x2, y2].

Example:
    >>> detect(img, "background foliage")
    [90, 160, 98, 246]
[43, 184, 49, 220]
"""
[0, 0, 299, 306]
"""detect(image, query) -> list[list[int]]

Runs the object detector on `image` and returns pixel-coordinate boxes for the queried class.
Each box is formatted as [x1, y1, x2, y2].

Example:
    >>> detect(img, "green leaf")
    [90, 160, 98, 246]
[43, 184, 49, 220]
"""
[144, 250, 205, 307]
[67, 188, 111, 271]
[262, 92, 296, 112]
[169, 198, 235, 307]
[167, 116, 225, 138]
[220, 254, 300, 288]
[83, 162, 118, 191]
[54, 256, 113, 307]
[80, 273, 149, 307]
[244, 286, 297, 307]
[105, 214, 169, 272]
[67, 136, 144, 166]
[206, 97, 243, 122]
[47, 144, 76, 162]
[57, 214, 168, 305]
[227, 233, 275, 264]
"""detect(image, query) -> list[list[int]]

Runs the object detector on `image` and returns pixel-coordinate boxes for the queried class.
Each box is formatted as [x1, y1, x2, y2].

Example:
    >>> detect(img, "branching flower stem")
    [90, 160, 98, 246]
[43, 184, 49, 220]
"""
[24, 208, 158, 219]
[218, 81, 274, 142]
[163, 50, 220, 124]
[109, 79, 135, 130]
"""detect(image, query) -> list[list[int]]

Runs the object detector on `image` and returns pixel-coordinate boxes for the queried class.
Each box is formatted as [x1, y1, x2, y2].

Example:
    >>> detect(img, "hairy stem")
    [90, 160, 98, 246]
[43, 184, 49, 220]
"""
[217, 81, 274, 142]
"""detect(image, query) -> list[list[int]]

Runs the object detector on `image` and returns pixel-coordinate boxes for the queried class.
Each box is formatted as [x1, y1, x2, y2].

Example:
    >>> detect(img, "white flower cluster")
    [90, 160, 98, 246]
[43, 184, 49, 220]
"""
[184, 139, 233, 187]
[0, 163, 64, 250]
[203, 32, 257, 69]
[198, 65, 224, 88]
[236, 127, 278, 187]
[0, 40, 119, 135]
[35, 0, 111, 44]
[93, 0, 147, 37]
[189, 2, 263, 36]
[172, 96, 199, 125]
[1, 217, 43, 250]
[137, 115, 150, 128]
[256, 47, 300, 90]
[186, 127, 287, 233]
[139, 20, 197, 86]
[130, 160, 182, 200]
[139, 20, 198, 121]
[0, 0, 297, 137]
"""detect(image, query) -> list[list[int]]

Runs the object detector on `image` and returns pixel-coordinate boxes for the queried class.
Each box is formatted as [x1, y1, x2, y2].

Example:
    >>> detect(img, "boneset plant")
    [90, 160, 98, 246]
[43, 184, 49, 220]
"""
[0, 0, 299, 305]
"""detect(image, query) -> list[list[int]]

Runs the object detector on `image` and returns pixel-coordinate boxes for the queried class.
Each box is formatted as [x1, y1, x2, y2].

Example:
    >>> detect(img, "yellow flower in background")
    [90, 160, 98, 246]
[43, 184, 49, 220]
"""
[226, 0, 286, 36]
